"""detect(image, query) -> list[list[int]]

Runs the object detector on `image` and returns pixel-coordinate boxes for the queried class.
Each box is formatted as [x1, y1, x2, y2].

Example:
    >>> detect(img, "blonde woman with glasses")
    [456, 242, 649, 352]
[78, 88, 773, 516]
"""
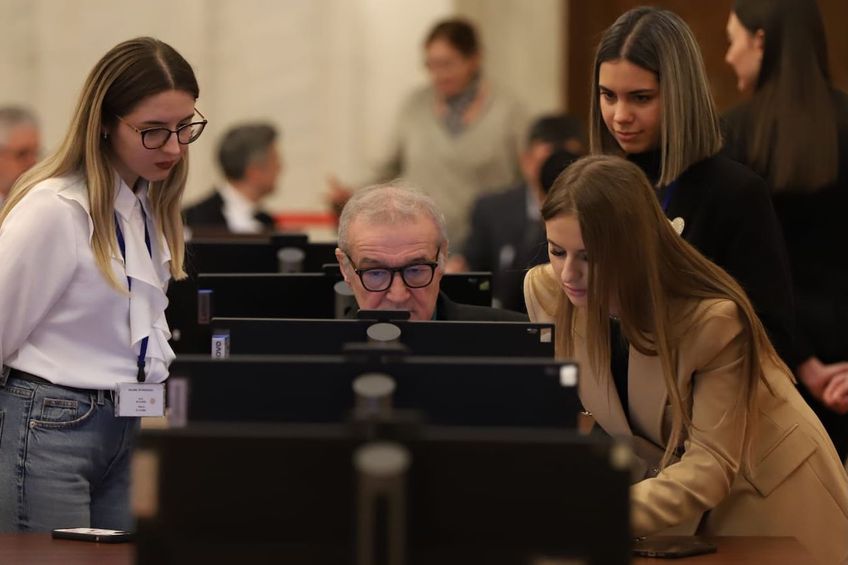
[0, 37, 206, 531]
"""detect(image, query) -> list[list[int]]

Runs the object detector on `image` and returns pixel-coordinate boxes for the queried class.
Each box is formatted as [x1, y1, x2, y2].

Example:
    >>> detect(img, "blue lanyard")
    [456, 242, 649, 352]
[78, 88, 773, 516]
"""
[115, 209, 152, 382]
[660, 180, 679, 212]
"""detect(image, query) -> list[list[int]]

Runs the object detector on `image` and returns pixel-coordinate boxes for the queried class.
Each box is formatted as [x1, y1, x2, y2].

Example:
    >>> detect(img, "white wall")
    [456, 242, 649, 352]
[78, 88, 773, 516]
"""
[0, 0, 563, 216]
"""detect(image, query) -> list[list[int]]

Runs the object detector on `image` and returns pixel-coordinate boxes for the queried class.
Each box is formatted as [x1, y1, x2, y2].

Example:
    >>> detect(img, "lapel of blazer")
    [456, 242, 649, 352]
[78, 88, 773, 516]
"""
[628, 298, 705, 449]
[573, 309, 632, 437]
[211, 190, 228, 225]
[627, 346, 670, 448]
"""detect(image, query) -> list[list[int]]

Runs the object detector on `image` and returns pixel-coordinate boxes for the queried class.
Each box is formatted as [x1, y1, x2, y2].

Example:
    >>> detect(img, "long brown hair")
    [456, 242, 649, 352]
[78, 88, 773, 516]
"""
[539, 155, 776, 468]
[589, 7, 722, 187]
[733, 0, 837, 191]
[0, 37, 197, 288]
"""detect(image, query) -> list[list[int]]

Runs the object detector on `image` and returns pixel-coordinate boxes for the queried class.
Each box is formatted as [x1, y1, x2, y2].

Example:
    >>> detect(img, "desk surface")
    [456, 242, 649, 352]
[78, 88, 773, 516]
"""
[0, 534, 814, 564]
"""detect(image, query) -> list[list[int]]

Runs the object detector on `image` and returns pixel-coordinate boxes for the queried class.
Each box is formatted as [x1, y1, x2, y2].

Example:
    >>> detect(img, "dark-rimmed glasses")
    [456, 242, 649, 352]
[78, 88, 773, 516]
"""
[346, 253, 439, 292]
[116, 108, 207, 150]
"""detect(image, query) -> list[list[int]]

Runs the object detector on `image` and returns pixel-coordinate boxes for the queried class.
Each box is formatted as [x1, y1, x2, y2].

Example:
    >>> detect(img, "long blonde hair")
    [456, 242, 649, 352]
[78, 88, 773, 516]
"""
[540, 155, 776, 469]
[589, 7, 722, 187]
[0, 37, 196, 288]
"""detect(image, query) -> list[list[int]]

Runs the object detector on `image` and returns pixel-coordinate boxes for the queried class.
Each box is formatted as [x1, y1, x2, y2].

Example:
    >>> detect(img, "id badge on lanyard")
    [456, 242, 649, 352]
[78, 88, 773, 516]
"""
[113, 210, 165, 417]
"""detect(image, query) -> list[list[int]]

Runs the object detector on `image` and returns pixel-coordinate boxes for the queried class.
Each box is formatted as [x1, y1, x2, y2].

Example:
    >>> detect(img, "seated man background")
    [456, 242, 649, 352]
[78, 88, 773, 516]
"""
[335, 182, 527, 321]
[0, 106, 40, 208]
[448, 114, 583, 312]
[184, 122, 282, 235]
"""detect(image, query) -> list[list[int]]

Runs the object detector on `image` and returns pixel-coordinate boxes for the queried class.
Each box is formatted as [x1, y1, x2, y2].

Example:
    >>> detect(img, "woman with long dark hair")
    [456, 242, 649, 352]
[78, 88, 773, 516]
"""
[723, 0, 848, 458]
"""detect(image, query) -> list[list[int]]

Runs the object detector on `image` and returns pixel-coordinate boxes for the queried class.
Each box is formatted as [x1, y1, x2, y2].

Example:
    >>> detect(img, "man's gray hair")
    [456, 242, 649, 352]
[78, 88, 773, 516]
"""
[217, 122, 278, 181]
[337, 181, 448, 265]
[0, 106, 38, 146]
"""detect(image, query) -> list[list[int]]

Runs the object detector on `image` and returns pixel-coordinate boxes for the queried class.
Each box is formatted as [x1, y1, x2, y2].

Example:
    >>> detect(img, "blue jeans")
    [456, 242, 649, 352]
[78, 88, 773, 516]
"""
[0, 370, 139, 532]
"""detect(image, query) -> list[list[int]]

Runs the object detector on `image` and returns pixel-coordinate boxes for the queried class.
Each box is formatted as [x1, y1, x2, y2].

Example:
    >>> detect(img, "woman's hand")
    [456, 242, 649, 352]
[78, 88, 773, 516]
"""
[822, 371, 848, 414]
[797, 356, 848, 413]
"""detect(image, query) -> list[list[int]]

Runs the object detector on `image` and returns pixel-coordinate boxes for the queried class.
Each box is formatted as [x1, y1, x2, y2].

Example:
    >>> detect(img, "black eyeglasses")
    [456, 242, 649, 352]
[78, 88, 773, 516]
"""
[346, 253, 439, 292]
[116, 108, 207, 150]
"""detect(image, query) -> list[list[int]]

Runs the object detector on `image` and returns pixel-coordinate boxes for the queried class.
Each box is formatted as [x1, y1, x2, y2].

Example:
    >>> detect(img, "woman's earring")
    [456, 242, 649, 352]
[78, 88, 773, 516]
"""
[102, 132, 109, 141]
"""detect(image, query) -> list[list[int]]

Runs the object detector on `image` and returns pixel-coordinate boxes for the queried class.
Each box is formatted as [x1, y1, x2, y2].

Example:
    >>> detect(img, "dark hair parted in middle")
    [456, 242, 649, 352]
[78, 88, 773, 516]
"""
[589, 7, 722, 187]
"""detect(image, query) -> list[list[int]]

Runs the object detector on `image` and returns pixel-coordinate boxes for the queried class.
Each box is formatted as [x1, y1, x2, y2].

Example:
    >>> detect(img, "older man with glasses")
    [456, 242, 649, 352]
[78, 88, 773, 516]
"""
[0, 106, 40, 207]
[335, 182, 528, 321]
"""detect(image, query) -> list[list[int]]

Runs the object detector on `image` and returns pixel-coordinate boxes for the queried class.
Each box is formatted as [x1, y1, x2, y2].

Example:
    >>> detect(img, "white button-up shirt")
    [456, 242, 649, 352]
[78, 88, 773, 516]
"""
[219, 182, 264, 234]
[0, 173, 174, 389]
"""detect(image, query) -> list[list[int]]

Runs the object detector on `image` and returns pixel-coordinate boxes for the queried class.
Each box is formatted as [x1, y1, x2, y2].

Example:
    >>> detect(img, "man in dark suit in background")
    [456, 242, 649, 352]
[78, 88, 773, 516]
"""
[184, 122, 282, 234]
[335, 182, 527, 321]
[448, 115, 584, 312]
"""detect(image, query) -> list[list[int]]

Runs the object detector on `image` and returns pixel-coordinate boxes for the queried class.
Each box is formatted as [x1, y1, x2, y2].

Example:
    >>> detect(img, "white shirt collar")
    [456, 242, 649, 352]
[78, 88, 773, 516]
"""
[219, 182, 264, 233]
[114, 177, 149, 220]
[526, 184, 541, 221]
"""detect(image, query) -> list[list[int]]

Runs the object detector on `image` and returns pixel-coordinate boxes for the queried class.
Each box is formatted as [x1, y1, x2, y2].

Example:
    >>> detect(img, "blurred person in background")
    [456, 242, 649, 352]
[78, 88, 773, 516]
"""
[0, 107, 40, 208]
[184, 122, 281, 235]
[328, 17, 528, 249]
[449, 114, 584, 312]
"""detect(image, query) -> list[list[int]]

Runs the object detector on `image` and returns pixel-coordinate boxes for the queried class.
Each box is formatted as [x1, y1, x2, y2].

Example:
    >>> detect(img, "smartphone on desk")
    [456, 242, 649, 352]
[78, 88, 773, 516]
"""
[633, 536, 717, 558]
[51, 527, 133, 543]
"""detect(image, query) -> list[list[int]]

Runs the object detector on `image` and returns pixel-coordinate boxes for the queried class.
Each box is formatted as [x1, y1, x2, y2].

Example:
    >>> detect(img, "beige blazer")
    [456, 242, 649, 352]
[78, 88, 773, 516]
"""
[525, 264, 848, 565]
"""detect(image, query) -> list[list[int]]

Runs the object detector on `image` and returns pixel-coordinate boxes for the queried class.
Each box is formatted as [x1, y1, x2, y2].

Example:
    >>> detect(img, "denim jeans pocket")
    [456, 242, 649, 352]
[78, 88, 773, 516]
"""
[30, 394, 97, 430]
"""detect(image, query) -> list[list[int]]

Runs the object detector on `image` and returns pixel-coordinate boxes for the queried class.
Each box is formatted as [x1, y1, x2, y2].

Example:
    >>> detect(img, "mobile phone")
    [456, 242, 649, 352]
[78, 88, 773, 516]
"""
[632, 536, 717, 558]
[51, 527, 133, 543]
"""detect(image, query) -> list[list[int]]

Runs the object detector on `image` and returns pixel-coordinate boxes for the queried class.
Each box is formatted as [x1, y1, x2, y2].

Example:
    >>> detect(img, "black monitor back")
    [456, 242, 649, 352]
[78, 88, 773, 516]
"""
[198, 272, 492, 316]
[167, 272, 496, 354]
[200, 272, 342, 318]
[211, 317, 553, 357]
[134, 424, 631, 565]
[167, 272, 341, 354]
[183, 236, 338, 275]
[167, 354, 579, 428]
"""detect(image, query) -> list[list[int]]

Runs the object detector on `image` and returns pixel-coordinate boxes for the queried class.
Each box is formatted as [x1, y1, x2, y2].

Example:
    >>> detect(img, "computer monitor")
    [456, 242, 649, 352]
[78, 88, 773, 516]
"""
[183, 236, 338, 275]
[198, 272, 343, 319]
[197, 273, 491, 318]
[167, 271, 344, 354]
[167, 271, 496, 354]
[210, 317, 553, 357]
[168, 236, 337, 354]
[166, 354, 580, 429]
[134, 423, 631, 565]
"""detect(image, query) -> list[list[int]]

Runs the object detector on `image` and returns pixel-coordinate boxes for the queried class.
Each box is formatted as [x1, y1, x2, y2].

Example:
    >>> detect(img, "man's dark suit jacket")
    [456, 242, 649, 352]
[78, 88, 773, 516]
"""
[350, 291, 528, 322]
[183, 190, 275, 232]
[435, 291, 528, 321]
[462, 184, 548, 313]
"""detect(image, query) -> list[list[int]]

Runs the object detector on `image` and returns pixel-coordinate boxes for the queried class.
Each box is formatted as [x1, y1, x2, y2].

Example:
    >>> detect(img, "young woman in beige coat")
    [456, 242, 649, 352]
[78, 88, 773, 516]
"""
[524, 155, 848, 564]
